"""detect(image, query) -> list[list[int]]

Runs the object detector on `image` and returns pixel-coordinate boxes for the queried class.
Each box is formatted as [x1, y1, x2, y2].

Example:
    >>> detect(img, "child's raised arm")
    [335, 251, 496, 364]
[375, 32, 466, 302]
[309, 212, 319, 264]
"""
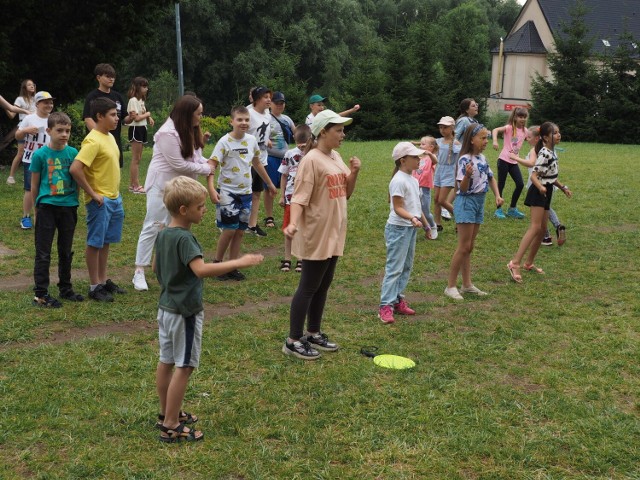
[509, 148, 536, 168]
[492, 125, 506, 150]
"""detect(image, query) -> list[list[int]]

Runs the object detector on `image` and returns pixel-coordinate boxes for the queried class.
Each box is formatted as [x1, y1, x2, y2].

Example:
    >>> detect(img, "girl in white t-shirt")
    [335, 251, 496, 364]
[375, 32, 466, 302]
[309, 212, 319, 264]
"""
[378, 142, 430, 324]
[127, 77, 154, 194]
[6, 79, 36, 185]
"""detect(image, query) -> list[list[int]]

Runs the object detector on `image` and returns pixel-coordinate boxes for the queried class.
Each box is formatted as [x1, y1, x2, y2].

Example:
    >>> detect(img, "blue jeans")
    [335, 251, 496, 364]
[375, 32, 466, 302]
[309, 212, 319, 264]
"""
[380, 224, 417, 306]
[419, 187, 436, 228]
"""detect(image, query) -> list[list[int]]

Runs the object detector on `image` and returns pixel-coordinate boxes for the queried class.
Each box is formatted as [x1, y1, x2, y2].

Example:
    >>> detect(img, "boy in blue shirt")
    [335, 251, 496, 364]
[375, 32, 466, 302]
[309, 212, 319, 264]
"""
[154, 176, 264, 442]
[30, 112, 84, 307]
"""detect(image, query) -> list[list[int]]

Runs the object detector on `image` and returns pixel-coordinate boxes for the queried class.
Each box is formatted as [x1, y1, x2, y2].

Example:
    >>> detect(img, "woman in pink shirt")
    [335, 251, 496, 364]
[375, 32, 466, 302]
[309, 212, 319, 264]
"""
[131, 95, 214, 291]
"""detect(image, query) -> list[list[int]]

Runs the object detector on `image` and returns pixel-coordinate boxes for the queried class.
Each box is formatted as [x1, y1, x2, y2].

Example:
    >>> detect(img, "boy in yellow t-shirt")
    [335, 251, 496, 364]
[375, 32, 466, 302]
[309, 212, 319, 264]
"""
[70, 97, 125, 302]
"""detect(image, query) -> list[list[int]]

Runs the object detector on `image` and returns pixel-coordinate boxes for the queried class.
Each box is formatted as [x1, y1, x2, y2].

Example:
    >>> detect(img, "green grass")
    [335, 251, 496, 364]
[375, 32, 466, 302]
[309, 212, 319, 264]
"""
[0, 140, 638, 479]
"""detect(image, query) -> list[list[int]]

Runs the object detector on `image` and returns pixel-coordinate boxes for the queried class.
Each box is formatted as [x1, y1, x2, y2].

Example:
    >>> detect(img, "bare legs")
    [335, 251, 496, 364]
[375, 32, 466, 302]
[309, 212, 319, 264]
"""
[447, 223, 480, 289]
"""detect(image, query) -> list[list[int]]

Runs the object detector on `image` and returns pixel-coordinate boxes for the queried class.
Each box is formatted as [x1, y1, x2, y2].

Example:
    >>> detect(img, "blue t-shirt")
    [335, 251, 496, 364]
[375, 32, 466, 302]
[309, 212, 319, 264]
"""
[29, 144, 79, 207]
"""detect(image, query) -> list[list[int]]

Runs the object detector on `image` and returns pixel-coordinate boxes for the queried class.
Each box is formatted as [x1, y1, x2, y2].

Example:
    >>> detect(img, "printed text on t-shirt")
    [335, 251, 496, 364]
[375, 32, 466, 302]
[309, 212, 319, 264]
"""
[327, 173, 347, 199]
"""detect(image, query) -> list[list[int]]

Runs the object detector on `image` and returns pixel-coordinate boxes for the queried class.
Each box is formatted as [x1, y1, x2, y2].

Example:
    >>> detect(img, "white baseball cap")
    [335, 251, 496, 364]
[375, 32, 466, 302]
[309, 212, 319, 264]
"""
[392, 142, 425, 161]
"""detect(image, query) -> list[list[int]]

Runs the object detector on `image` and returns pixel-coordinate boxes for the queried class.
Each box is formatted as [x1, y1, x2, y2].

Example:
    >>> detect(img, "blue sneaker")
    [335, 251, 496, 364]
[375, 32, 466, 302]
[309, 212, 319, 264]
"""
[20, 216, 33, 229]
[506, 207, 525, 219]
[494, 208, 506, 219]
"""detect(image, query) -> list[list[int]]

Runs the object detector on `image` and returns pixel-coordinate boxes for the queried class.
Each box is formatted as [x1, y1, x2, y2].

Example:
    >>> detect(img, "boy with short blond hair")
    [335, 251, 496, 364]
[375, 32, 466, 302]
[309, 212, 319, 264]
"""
[30, 112, 84, 307]
[70, 97, 125, 302]
[207, 105, 276, 281]
[154, 175, 264, 442]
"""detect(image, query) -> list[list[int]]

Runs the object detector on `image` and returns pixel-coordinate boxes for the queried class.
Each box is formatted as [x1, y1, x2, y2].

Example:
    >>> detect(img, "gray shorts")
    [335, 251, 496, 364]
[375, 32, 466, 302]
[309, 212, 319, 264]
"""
[157, 308, 204, 368]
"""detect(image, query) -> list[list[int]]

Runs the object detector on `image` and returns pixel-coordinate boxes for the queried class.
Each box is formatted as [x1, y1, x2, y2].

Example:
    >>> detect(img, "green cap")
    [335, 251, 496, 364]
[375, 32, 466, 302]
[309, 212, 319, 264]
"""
[308, 94, 327, 104]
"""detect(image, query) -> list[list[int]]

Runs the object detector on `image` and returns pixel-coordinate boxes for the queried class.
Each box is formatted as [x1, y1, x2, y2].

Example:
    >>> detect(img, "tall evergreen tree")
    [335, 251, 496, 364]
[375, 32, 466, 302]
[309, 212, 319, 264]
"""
[530, 0, 599, 141]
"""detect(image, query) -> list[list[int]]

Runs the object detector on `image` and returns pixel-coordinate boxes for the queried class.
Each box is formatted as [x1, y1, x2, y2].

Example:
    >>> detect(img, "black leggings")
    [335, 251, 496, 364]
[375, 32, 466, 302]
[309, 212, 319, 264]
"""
[289, 256, 339, 340]
[497, 159, 524, 208]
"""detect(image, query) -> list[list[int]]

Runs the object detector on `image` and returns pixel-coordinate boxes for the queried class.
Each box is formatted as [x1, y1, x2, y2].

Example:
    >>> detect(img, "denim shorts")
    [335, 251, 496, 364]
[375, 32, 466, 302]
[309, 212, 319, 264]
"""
[454, 193, 486, 224]
[216, 190, 251, 230]
[433, 163, 456, 188]
[86, 195, 125, 248]
[22, 162, 32, 191]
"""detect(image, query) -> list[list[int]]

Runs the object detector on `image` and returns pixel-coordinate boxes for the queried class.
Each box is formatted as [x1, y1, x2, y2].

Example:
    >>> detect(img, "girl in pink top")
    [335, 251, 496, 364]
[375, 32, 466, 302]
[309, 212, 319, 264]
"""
[412, 136, 438, 239]
[491, 107, 529, 219]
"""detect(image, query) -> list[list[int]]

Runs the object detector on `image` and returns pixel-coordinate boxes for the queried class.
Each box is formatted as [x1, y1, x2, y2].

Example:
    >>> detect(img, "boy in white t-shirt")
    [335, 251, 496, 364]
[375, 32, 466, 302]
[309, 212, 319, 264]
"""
[277, 125, 311, 273]
[15, 91, 55, 229]
[208, 106, 276, 281]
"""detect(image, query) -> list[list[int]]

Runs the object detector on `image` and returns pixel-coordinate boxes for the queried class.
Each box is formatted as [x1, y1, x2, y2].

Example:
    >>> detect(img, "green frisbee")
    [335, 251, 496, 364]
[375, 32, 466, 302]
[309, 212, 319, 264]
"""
[360, 346, 416, 370]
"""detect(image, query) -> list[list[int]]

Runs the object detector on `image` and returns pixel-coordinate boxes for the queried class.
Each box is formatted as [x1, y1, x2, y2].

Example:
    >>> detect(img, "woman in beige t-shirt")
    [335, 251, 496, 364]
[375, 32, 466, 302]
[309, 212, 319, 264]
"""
[282, 110, 361, 360]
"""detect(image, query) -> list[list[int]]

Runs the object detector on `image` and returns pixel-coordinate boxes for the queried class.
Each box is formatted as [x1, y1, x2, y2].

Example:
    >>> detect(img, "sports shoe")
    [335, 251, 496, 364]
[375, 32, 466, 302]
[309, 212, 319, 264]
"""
[460, 285, 488, 296]
[227, 269, 246, 281]
[216, 273, 232, 281]
[429, 226, 438, 240]
[89, 284, 114, 302]
[104, 279, 126, 294]
[6, 176, 16, 185]
[436, 224, 443, 232]
[494, 208, 506, 219]
[541, 236, 553, 246]
[247, 225, 267, 237]
[394, 299, 415, 315]
[33, 294, 62, 308]
[556, 225, 566, 246]
[20, 216, 33, 229]
[282, 339, 320, 360]
[306, 332, 339, 351]
[132, 271, 149, 291]
[59, 290, 85, 302]
[506, 207, 525, 219]
[441, 208, 451, 220]
[378, 305, 395, 323]
[444, 287, 464, 300]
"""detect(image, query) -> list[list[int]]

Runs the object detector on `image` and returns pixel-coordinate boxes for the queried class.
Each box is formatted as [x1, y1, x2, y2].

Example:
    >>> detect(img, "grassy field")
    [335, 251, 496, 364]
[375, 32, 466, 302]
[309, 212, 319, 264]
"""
[0, 139, 638, 479]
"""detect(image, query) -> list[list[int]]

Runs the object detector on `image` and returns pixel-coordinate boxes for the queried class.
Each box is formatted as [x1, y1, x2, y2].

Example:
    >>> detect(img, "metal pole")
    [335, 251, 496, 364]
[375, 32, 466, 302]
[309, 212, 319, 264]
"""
[175, 3, 184, 96]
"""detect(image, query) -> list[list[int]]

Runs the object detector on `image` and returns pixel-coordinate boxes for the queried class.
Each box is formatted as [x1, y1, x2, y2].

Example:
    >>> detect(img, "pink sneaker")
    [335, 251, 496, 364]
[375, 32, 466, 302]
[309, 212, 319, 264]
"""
[394, 299, 415, 315]
[378, 305, 395, 324]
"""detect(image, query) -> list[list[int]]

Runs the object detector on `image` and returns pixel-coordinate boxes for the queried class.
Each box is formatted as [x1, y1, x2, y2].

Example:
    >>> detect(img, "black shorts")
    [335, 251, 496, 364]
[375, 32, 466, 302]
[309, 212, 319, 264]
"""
[128, 126, 148, 143]
[251, 167, 264, 193]
[524, 183, 554, 210]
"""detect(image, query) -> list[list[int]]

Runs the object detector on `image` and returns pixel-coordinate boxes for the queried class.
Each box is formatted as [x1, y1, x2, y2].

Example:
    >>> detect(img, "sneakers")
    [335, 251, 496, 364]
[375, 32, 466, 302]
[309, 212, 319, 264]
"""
[282, 339, 320, 360]
[378, 305, 395, 323]
[59, 290, 85, 301]
[227, 269, 246, 281]
[441, 208, 451, 220]
[429, 226, 438, 240]
[506, 207, 526, 219]
[33, 294, 62, 308]
[6, 176, 16, 185]
[556, 225, 566, 246]
[104, 279, 126, 294]
[394, 299, 415, 315]
[494, 208, 506, 219]
[89, 284, 114, 302]
[306, 332, 339, 351]
[444, 287, 464, 300]
[132, 271, 149, 291]
[216, 273, 232, 281]
[20, 216, 33, 229]
[460, 285, 488, 296]
[541, 236, 553, 246]
[436, 224, 443, 232]
[247, 225, 267, 237]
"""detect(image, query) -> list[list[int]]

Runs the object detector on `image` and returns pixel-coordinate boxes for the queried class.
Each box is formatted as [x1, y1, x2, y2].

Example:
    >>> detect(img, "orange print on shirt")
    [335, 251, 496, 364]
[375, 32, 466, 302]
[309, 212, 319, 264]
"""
[327, 173, 347, 199]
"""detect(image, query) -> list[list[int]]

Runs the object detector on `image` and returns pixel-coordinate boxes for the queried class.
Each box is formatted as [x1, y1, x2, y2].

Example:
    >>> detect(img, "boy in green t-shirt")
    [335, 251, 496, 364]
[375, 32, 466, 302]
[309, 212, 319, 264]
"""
[30, 112, 84, 307]
[154, 176, 263, 443]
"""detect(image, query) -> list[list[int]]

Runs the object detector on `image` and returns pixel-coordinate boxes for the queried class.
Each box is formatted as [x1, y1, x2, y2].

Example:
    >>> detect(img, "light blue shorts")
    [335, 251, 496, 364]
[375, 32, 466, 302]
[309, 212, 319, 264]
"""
[158, 309, 203, 368]
[216, 190, 251, 230]
[86, 195, 124, 248]
[454, 193, 486, 224]
[433, 163, 456, 188]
